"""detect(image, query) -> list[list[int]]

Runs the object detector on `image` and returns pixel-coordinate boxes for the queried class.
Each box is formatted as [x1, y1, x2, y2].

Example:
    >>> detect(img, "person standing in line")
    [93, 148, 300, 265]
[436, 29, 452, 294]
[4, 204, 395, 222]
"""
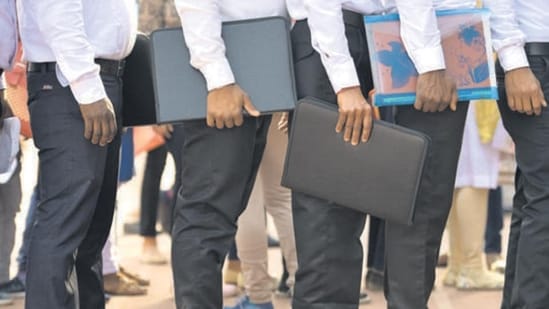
[226, 113, 299, 309]
[0, 2, 17, 168]
[17, 0, 137, 308]
[137, 0, 182, 265]
[285, 0, 471, 308]
[484, 186, 506, 273]
[0, 0, 18, 306]
[443, 100, 509, 290]
[483, 0, 549, 307]
[170, 1, 287, 308]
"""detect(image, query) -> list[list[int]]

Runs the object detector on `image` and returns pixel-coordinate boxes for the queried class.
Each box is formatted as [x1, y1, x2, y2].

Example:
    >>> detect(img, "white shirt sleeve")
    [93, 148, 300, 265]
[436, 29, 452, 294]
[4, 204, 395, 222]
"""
[303, 0, 360, 94]
[394, 0, 446, 74]
[483, 0, 529, 72]
[29, 0, 106, 104]
[174, 0, 235, 91]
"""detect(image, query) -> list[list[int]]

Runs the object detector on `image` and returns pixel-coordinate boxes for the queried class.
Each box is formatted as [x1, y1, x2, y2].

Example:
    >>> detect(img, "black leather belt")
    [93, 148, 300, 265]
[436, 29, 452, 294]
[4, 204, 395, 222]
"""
[525, 43, 549, 56]
[343, 10, 364, 27]
[27, 59, 125, 77]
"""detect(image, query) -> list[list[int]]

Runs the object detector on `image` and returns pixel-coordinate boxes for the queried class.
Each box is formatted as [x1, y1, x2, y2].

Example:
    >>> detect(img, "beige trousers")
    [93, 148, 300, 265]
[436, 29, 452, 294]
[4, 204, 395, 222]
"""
[447, 187, 490, 273]
[235, 114, 298, 303]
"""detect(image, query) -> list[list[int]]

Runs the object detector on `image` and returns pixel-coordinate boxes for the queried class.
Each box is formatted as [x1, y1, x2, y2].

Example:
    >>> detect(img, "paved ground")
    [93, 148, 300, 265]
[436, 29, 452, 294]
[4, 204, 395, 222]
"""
[6, 140, 508, 309]
[7, 232, 505, 309]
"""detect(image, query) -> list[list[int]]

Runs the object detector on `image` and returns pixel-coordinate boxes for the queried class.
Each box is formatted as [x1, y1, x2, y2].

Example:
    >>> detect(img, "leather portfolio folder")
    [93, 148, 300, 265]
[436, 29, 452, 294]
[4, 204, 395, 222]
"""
[122, 33, 157, 126]
[150, 16, 297, 123]
[281, 97, 430, 225]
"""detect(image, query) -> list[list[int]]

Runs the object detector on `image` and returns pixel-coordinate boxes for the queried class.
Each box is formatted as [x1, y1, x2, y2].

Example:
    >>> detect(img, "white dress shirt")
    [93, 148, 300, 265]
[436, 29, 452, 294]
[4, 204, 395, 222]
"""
[174, 0, 288, 91]
[17, 0, 137, 104]
[0, 0, 17, 90]
[483, 0, 549, 72]
[286, 0, 476, 93]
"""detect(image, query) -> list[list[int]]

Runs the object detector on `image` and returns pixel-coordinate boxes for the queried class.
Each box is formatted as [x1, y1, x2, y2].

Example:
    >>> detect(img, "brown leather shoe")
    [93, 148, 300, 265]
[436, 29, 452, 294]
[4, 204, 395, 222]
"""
[437, 253, 448, 267]
[120, 266, 150, 286]
[104, 273, 147, 296]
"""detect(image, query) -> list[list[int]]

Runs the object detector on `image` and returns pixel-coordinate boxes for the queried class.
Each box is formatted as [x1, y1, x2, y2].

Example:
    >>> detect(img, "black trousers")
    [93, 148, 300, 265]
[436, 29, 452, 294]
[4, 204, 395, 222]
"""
[25, 72, 122, 309]
[290, 17, 468, 309]
[497, 53, 549, 309]
[140, 144, 168, 236]
[140, 125, 184, 236]
[171, 116, 271, 309]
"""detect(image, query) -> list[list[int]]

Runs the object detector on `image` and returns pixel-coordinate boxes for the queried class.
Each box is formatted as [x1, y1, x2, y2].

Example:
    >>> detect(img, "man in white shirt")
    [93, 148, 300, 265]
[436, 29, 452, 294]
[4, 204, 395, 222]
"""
[0, 1, 17, 306]
[17, 1, 137, 308]
[171, 1, 287, 308]
[483, 1, 549, 308]
[286, 1, 473, 308]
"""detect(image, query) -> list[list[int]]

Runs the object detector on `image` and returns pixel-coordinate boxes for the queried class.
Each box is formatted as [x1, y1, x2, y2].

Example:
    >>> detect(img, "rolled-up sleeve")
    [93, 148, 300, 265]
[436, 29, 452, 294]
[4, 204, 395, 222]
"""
[174, 0, 235, 91]
[394, 0, 446, 74]
[483, 0, 529, 72]
[30, 0, 106, 104]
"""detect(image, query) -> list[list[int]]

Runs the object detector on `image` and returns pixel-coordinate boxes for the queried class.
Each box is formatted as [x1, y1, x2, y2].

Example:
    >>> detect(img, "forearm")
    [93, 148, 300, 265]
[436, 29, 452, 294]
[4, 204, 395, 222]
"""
[174, 0, 234, 91]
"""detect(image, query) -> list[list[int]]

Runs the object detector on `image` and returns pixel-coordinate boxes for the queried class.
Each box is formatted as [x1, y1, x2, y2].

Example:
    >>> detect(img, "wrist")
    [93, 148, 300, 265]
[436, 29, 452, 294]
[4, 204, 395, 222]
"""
[506, 67, 530, 74]
[419, 69, 445, 77]
[209, 83, 235, 93]
[337, 86, 362, 98]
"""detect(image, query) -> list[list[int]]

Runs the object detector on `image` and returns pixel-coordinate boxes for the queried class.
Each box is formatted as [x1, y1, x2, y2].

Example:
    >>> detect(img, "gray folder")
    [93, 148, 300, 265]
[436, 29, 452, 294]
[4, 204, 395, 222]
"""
[281, 97, 430, 225]
[150, 17, 297, 123]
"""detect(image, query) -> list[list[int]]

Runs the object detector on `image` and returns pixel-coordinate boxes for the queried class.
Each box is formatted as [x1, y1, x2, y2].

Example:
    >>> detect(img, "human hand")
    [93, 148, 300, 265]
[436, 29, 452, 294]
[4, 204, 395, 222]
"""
[336, 86, 373, 145]
[152, 124, 174, 139]
[277, 112, 289, 134]
[79, 98, 117, 146]
[504, 67, 546, 116]
[414, 70, 458, 113]
[206, 84, 259, 129]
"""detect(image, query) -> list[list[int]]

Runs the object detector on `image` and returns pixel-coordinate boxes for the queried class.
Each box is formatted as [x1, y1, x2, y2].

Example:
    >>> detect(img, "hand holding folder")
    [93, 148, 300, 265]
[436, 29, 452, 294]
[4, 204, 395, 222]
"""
[335, 87, 373, 145]
[206, 84, 260, 129]
[282, 97, 430, 225]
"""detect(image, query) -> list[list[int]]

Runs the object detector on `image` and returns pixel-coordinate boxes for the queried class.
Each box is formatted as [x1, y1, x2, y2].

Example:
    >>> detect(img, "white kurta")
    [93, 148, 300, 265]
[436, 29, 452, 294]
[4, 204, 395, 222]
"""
[454, 101, 511, 189]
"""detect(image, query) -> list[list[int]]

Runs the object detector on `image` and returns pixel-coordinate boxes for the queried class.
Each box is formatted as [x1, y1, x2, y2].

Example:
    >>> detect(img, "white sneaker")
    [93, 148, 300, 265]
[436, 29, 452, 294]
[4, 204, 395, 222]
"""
[456, 269, 504, 290]
[0, 293, 13, 306]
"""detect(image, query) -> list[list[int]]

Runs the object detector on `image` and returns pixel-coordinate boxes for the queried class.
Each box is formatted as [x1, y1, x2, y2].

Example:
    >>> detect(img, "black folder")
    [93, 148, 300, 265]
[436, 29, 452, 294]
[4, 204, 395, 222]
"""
[122, 33, 157, 126]
[281, 98, 430, 225]
[150, 17, 297, 123]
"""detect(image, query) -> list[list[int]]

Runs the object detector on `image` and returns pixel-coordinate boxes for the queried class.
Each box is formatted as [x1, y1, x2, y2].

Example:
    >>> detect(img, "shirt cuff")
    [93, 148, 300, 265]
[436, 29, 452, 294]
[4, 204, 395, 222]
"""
[200, 58, 235, 91]
[69, 71, 107, 104]
[0, 70, 4, 90]
[408, 46, 446, 74]
[324, 58, 360, 94]
[498, 45, 529, 72]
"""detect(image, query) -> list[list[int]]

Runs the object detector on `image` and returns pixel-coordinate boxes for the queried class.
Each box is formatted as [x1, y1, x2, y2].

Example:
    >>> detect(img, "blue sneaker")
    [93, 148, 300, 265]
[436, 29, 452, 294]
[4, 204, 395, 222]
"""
[224, 296, 274, 309]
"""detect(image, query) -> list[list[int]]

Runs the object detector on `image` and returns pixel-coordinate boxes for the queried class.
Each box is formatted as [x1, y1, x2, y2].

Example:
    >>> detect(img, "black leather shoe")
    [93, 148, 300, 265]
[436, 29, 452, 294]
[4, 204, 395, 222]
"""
[0, 277, 25, 298]
[365, 270, 384, 292]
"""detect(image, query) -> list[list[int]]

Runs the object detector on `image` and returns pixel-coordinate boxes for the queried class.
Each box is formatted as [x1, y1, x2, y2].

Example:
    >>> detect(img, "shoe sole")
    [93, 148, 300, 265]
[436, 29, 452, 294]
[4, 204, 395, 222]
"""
[359, 296, 372, 304]
[456, 285, 503, 291]
[5, 292, 25, 299]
